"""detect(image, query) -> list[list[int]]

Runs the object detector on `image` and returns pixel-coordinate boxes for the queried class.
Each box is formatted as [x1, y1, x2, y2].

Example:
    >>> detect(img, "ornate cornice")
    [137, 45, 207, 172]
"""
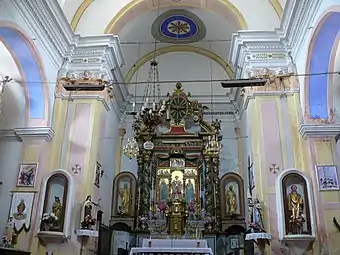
[229, 0, 321, 79]
[299, 124, 340, 139]
[0, 127, 55, 142]
[11, 0, 127, 112]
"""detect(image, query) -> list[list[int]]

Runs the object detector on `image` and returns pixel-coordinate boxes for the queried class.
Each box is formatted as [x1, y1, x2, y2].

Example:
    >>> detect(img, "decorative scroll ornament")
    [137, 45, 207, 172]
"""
[123, 137, 139, 159]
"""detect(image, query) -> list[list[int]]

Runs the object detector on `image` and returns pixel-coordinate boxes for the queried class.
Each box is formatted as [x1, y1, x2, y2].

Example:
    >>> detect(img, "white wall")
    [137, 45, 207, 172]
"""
[0, 0, 60, 235]
[294, 0, 340, 114]
[0, 42, 25, 235]
[98, 107, 121, 224]
[127, 52, 229, 102]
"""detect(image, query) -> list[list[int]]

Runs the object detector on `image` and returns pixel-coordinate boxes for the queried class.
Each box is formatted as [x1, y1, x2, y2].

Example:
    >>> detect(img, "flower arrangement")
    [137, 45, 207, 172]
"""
[1, 235, 13, 248]
[158, 201, 167, 212]
[42, 213, 58, 223]
[248, 221, 262, 232]
[81, 215, 96, 229]
[41, 213, 58, 231]
[188, 200, 196, 212]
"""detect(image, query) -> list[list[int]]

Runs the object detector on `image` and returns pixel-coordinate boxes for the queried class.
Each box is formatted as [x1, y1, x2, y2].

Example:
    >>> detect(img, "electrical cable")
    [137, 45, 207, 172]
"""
[9, 71, 340, 85]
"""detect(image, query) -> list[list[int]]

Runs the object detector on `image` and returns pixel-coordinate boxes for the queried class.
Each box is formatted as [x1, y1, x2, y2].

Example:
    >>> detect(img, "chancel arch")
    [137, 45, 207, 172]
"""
[305, 10, 340, 120]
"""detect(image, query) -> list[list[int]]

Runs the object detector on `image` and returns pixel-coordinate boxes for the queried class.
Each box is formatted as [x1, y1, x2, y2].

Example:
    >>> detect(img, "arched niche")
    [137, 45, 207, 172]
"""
[275, 169, 315, 240]
[37, 169, 75, 239]
[112, 172, 136, 217]
[220, 172, 245, 219]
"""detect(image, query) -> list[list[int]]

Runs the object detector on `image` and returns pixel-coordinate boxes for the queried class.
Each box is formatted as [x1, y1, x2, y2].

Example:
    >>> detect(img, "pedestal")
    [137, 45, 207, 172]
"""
[282, 235, 315, 255]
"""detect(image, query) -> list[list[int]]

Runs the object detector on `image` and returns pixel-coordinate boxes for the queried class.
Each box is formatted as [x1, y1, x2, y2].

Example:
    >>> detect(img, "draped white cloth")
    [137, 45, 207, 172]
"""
[129, 239, 212, 255]
[142, 239, 208, 248]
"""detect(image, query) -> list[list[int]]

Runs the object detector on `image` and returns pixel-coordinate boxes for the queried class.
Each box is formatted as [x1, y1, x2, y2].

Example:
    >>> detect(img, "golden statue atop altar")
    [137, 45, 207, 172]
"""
[165, 198, 188, 236]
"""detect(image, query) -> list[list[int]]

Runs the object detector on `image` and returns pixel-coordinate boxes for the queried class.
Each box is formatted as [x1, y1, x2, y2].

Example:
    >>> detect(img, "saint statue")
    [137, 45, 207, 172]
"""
[171, 176, 182, 198]
[185, 179, 195, 203]
[288, 185, 304, 221]
[119, 183, 131, 214]
[81, 195, 97, 229]
[252, 198, 264, 230]
[52, 196, 62, 228]
[160, 179, 168, 201]
[226, 186, 237, 215]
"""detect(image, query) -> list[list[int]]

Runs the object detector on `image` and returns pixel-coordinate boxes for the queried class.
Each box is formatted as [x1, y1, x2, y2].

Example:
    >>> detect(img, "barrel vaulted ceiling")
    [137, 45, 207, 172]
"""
[58, 0, 287, 102]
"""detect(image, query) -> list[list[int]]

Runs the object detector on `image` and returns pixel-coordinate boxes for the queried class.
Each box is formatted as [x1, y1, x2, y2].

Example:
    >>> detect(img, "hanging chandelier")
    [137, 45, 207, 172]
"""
[123, 137, 139, 160]
[204, 134, 221, 157]
[133, 59, 166, 130]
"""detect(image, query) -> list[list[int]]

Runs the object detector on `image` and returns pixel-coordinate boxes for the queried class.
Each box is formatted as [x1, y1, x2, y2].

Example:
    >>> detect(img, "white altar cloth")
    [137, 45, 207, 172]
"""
[130, 247, 213, 255]
[142, 239, 208, 248]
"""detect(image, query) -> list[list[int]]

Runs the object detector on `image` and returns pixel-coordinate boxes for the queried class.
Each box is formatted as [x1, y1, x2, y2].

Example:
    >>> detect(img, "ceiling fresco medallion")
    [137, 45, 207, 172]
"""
[152, 9, 206, 43]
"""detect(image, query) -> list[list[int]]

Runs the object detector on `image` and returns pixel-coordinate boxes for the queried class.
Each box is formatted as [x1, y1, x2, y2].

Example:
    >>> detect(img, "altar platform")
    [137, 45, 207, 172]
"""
[129, 239, 213, 255]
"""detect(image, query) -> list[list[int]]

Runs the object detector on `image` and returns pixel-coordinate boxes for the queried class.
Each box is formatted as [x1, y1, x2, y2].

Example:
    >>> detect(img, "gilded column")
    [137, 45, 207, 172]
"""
[212, 156, 221, 230]
[204, 156, 213, 224]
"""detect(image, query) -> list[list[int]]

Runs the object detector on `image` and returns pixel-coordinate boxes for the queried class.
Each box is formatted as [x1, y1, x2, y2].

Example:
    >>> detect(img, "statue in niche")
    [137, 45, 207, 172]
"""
[185, 179, 195, 203]
[160, 179, 168, 201]
[287, 185, 304, 234]
[52, 196, 62, 228]
[226, 186, 237, 215]
[171, 176, 182, 198]
[119, 183, 131, 215]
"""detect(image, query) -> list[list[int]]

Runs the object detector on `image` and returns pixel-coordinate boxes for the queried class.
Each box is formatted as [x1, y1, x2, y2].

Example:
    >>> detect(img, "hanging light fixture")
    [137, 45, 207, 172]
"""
[204, 134, 221, 156]
[204, 43, 221, 157]
[131, 1, 166, 131]
[123, 137, 139, 159]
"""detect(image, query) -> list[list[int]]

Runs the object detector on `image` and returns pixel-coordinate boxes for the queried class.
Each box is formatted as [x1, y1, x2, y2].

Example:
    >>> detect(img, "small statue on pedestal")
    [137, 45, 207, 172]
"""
[1, 217, 14, 248]
[52, 196, 62, 229]
[226, 186, 237, 216]
[119, 184, 131, 215]
[81, 196, 97, 229]
[288, 185, 305, 234]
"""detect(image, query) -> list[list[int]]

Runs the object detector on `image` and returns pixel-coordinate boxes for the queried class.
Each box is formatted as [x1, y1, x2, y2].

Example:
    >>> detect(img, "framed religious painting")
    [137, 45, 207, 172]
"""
[94, 162, 102, 187]
[9, 191, 35, 234]
[316, 165, 340, 191]
[17, 163, 38, 187]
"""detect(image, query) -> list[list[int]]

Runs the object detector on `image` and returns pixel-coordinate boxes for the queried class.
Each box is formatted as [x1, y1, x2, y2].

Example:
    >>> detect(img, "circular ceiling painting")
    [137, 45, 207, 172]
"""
[152, 9, 206, 43]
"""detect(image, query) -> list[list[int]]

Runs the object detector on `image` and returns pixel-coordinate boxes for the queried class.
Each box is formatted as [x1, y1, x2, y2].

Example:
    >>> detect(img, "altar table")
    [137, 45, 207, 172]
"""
[130, 239, 212, 255]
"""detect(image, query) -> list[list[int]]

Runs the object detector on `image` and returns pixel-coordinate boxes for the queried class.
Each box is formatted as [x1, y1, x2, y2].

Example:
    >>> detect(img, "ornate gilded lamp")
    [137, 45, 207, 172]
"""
[123, 137, 139, 159]
[204, 134, 221, 157]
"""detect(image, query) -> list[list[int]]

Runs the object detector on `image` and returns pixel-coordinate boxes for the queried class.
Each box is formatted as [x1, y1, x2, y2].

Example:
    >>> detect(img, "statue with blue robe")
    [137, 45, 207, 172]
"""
[185, 179, 195, 203]
[160, 179, 168, 201]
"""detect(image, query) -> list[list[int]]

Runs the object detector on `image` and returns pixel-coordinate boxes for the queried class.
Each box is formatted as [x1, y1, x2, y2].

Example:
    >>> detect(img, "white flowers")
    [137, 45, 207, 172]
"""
[42, 212, 58, 222]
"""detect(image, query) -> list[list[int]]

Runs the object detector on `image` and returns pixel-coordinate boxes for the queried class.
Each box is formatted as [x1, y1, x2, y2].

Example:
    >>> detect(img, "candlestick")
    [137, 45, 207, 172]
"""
[132, 102, 135, 112]
[138, 187, 141, 211]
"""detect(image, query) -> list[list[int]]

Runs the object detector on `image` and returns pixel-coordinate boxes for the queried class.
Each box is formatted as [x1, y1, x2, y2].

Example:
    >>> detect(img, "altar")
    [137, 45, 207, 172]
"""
[129, 239, 213, 255]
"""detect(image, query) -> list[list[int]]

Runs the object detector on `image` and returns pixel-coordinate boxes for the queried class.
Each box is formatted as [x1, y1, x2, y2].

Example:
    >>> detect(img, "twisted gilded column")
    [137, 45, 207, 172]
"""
[136, 150, 151, 222]
[212, 156, 221, 230]
[204, 156, 213, 216]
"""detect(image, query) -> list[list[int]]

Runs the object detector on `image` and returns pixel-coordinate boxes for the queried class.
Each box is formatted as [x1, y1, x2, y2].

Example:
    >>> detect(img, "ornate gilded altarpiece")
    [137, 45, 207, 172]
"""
[132, 83, 222, 239]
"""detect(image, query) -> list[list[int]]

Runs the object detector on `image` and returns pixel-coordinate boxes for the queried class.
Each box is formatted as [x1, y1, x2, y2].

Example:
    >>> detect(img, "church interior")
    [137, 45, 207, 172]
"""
[0, 0, 340, 254]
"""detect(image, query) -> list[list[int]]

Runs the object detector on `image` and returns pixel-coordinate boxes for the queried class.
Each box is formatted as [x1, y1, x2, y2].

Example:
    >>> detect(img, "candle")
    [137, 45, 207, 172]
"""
[152, 102, 156, 110]
[132, 102, 135, 112]
[196, 228, 198, 239]
[167, 109, 170, 119]
[213, 185, 216, 208]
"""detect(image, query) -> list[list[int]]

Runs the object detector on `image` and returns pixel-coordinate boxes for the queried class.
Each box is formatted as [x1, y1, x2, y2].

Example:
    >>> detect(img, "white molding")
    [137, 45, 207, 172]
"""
[299, 124, 340, 139]
[228, 0, 321, 79]
[275, 168, 316, 241]
[55, 93, 111, 112]
[0, 127, 55, 142]
[242, 89, 300, 114]
[11, 0, 128, 101]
